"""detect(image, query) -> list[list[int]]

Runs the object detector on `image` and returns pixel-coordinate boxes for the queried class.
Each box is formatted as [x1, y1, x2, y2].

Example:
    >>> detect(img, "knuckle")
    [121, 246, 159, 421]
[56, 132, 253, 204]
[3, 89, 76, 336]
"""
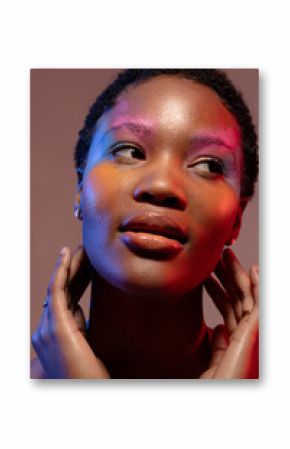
[241, 315, 251, 326]
[50, 319, 63, 340]
[237, 284, 250, 301]
[38, 327, 50, 345]
[241, 309, 251, 319]
[32, 326, 49, 350]
[31, 331, 39, 350]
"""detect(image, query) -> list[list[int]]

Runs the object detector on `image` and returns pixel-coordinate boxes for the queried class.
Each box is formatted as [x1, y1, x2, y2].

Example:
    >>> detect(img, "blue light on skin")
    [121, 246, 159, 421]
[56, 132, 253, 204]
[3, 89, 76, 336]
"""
[75, 76, 244, 378]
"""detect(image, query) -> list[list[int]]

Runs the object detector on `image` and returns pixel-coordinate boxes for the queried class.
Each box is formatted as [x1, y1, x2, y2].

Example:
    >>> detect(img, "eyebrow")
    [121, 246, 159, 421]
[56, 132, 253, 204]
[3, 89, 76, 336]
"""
[190, 135, 235, 151]
[100, 121, 152, 142]
[101, 122, 235, 150]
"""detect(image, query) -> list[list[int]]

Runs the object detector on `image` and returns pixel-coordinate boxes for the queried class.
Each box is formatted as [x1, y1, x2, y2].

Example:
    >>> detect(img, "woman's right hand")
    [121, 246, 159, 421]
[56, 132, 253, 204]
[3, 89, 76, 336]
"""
[31, 246, 110, 379]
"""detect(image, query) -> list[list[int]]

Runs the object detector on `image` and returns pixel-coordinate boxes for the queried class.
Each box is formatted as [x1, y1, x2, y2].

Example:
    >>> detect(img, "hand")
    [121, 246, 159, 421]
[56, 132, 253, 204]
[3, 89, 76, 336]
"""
[31, 246, 110, 379]
[200, 248, 259, 379]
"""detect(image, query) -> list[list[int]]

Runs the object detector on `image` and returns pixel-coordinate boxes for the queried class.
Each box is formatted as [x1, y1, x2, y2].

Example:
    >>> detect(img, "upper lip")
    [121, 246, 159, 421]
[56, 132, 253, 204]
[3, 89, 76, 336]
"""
[119, 213, 188, 244]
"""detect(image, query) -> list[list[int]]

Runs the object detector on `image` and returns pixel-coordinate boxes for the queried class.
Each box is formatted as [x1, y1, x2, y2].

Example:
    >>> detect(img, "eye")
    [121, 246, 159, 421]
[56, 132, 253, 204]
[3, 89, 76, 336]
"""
[110, 142, 145, 164]
[189, 157, 225, 177]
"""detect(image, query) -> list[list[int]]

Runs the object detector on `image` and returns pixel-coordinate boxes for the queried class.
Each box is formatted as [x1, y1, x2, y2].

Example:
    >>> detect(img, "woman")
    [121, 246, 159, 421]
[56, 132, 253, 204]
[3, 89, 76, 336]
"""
[31, 69, 259, 379]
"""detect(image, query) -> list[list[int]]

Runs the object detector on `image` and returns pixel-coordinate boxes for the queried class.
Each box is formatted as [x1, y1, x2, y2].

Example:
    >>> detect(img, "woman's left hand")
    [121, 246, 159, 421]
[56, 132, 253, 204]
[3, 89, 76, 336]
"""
[200, 248, 259, 379]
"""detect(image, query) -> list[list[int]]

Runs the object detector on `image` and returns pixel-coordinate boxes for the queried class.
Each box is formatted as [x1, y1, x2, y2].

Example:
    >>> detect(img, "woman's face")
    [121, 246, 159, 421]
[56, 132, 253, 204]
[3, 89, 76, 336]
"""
[80, 76, 243, 298]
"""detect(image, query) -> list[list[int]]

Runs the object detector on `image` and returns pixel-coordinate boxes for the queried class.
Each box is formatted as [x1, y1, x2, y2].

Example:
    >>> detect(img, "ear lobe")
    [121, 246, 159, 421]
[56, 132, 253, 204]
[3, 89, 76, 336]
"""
[225, 207, 243, 246]
[74, 190, 81, 209]
[74, 187, 83, 221]
[240, 197, 249, 212]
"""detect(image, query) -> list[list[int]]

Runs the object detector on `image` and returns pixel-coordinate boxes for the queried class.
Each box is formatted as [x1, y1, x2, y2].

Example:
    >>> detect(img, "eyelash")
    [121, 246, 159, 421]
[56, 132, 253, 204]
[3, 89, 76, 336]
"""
[188, 157, 225, 176]
[110, 142, 145, 161]
[109, 142, 225, 176]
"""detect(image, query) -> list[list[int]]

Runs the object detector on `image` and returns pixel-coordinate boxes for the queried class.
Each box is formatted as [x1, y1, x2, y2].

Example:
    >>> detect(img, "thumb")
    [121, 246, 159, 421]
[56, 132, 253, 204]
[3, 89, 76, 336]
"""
[209, 324, 229, 368]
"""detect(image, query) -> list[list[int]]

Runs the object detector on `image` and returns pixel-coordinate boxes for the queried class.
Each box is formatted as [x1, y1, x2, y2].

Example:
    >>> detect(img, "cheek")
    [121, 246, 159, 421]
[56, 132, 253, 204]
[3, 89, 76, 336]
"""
[82, 163, 119, 217]
[176, 186, 240, 286]
[81, 163, 123, 254]
[202, 195, 237, 233]
[188, 185, 239, 251]
[81, 164, 123, 277]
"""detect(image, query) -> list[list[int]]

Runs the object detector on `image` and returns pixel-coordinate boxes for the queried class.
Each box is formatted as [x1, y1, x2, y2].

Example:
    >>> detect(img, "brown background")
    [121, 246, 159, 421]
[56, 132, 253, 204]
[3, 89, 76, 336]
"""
[30, 69, 259, 357]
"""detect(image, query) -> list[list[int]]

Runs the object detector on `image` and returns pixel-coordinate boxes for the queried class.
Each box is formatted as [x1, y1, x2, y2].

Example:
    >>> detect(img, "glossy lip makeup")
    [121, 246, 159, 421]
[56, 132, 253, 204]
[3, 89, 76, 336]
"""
[81, 76, 243, 295]
[118, 211, 188, 259]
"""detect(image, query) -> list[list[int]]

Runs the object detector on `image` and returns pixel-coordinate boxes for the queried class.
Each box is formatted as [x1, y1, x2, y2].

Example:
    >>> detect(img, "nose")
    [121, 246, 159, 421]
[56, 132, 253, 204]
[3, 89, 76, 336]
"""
[133, 161, 187, 210]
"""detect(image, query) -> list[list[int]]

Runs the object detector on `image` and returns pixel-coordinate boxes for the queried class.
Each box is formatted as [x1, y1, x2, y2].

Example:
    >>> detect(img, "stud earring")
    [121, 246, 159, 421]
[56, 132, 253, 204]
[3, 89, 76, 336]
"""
[74, 206, 83, 221]
[225, 237, 236, 247]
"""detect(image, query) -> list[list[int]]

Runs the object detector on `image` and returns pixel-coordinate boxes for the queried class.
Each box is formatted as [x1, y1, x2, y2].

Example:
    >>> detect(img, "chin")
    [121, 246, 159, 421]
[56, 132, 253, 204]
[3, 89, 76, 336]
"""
[85, 238, 219, 299]
[95, 260, 205, 299]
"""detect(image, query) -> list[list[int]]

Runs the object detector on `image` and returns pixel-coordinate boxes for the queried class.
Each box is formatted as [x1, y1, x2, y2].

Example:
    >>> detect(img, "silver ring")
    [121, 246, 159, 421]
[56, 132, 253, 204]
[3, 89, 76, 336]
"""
[43, 299, 49, 308]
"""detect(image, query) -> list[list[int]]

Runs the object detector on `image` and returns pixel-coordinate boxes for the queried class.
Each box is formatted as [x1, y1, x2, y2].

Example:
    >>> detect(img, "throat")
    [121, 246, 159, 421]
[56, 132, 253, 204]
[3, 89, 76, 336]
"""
[87, 279, 210, 379]
[88, 320, 210, 379]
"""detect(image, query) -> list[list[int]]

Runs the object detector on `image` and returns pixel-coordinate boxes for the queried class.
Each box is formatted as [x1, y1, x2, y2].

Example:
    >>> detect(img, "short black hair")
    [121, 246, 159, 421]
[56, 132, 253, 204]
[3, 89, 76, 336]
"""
[74, 69, 258, 199]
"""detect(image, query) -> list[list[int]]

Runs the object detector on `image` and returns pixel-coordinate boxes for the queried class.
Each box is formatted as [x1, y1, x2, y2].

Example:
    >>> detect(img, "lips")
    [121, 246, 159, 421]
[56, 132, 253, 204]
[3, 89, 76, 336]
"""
[119, 213, 188, 244]
[118, 213, 188, 258]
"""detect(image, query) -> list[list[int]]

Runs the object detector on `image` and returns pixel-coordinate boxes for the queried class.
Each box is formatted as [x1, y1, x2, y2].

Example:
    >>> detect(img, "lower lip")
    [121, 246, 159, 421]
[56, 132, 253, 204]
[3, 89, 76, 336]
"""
[120, 231, 183, 257]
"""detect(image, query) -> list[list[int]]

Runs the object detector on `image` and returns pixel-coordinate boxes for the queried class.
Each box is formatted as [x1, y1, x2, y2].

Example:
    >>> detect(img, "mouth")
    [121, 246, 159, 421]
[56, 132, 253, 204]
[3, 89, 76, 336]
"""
[119, 224, 187, 244]
[118, 213, 188, 258]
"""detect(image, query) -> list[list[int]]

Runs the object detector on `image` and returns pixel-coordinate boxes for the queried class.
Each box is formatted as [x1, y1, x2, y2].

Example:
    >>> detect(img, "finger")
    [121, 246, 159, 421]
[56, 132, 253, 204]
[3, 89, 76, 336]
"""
[199, 366, 217, 379]
[249, 265, 259, 306]
[204, 275, 228, 316]
[67, 246, 91, 309]
[199, 325, 230, 379]
[39, 298, 50, 328]
[209, 324, 229, 368]
[214, 307, 259, 378]
[204, 275, 237, 334]
[223, 249, 254, 317]
[214, 258, 244, 321]
[73, 305, 87, 338]
[32, 299, 51, 355]
[215, 258, 238, 303]
[48, 247, 71, 315]
[46, 247, 70, 295]
[69, 246, 89, 279]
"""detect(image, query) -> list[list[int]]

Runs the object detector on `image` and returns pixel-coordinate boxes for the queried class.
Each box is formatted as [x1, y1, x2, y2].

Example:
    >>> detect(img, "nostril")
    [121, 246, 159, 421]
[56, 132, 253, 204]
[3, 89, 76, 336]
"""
[166, 197, 181, 208]
[139, 192, 153, 202]
[135, 191, 186, 210]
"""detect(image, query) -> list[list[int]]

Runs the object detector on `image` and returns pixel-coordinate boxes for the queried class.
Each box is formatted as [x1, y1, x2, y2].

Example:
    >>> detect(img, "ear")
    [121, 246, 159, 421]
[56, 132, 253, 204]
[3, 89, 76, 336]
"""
[239, 197, 249, 213]
[74, 183, 83, 221]
[225, 203, 244, 246]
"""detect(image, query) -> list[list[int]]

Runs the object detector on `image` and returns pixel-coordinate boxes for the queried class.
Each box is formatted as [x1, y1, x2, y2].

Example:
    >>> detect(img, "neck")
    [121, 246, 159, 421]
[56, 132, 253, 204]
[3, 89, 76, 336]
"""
[87, 272, 210, 379]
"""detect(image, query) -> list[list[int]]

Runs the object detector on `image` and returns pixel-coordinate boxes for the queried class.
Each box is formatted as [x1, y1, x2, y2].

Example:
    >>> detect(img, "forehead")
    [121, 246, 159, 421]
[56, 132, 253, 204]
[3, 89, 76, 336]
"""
[86, 76, 243, 195]
[93, 76, 241, 151]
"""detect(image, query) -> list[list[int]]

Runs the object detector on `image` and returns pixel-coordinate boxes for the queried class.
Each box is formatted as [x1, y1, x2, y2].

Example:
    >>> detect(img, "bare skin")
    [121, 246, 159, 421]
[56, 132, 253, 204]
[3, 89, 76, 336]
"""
[31, 76, 259, 379]
[31, 246, 258, 379]
[86, 262, 210, 379]
[31, 247, 110, 379]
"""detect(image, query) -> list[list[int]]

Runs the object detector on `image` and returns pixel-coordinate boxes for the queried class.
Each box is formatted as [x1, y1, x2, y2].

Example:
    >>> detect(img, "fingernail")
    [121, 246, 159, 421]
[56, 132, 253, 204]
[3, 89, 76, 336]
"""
[60, 247, 67, 257]
[252, 265, 259, 282]
[223, 247, 232, 260]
